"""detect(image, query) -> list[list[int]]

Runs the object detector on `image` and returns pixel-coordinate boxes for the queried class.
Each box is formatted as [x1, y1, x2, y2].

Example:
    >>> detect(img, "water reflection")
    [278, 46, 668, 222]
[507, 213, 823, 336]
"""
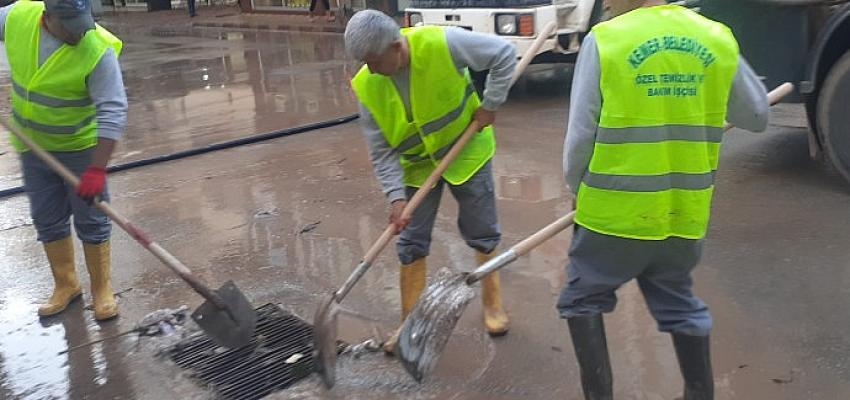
[0, 289, 134, 399]
[114, 29, 359, 163]
[0, 291, 68, 398]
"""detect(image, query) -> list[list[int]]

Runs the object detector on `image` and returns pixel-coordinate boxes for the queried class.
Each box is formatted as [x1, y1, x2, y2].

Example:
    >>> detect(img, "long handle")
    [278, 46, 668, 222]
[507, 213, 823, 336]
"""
[334, 23, 559, 302]
[724, 82, 794, 131]
[465, 82, 795, 284]
[0, 119, 228, 309]
[466, 211, 575, 284]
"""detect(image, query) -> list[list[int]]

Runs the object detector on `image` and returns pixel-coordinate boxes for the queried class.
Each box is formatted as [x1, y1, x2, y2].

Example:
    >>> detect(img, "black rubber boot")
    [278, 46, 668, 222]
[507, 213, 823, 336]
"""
[567, 314, 613, 400]
[672, 333, 714, 400]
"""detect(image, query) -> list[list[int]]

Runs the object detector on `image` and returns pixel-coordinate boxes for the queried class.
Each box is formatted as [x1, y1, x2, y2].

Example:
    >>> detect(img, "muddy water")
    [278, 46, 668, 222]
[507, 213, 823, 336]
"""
[0, 27, 361, 189]
[1, 16, 850, 400]
[112, 28, 359, 164]
[397, 268, 476, 382]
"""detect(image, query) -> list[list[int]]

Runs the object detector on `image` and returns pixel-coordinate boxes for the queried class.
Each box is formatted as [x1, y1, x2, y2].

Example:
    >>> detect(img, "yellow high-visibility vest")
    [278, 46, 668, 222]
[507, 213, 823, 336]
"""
[6, 0, 122, 153]
[351, 26, 495, 187]
[576, 5, 739, 240]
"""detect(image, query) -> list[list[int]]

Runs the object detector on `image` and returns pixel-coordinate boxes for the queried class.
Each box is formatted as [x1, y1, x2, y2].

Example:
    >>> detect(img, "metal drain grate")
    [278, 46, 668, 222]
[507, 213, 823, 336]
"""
[169, 303, 318, 400]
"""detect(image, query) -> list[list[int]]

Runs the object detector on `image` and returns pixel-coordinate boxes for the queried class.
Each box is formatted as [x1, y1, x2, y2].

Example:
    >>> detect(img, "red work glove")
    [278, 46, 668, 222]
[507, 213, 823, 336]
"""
[77, 166, 107, 201]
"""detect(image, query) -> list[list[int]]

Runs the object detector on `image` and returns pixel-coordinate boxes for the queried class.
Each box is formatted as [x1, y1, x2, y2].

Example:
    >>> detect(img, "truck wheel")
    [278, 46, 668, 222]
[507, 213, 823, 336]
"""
[818, 50, 850, 185]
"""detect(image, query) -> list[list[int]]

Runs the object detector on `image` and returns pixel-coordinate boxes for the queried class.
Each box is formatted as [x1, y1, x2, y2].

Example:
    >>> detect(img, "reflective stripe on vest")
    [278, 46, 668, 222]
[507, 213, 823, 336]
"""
[12, 110, 96, 135]
[583, 171, 716, 192]
[575, 5, 739, 240]
[5, 1, 123, 153]
[351, 26, 495, 188]
[396, 83, 476, 155]
[12, 80, 94, 108]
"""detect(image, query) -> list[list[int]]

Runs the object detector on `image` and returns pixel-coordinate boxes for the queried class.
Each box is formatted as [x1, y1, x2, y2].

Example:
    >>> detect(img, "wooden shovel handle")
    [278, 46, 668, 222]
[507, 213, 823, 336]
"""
[512, 211, 576, 257]
[0, 119, 226, 308]
[466, 211, 574, 284]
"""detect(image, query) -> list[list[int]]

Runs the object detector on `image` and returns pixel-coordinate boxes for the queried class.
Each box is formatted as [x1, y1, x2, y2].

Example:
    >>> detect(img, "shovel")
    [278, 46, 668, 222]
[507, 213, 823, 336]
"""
[1, 119, 256, 349]
[395, 82, 796, 382]
[313, 22, 560, 388]
[398, 211, 576, 381]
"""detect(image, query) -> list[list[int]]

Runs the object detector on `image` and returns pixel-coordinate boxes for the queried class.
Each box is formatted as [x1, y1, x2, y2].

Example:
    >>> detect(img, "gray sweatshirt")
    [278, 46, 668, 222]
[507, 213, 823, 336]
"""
[563, 33, 769, 194]
[359, 27, 517, 203]
[0, 4, 128, 141]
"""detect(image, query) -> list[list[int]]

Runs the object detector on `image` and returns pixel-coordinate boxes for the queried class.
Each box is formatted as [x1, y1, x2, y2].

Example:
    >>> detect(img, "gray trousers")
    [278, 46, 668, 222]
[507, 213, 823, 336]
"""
[20, 149, 111, 244]
[397, 161, 501, 265]
[557, 226, 712, 336]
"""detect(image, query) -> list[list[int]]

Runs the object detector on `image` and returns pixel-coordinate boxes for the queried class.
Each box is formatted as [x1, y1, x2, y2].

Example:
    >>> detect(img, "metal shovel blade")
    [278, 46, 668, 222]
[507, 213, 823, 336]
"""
[313, 294, 339, 388]
[190, 280, 257, 349]
[397, 269, 476, 382]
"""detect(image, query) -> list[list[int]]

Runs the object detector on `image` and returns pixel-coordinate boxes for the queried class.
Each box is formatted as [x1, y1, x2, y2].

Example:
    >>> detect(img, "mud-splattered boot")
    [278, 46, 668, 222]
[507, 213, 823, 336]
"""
[383, 257, 427, 354]
[38, 236, 82, 317]
[673, 333, 714, 400]
[476, 250, 509, 336]
[567, 314, 613, 400]
[84, 241, 118, 321]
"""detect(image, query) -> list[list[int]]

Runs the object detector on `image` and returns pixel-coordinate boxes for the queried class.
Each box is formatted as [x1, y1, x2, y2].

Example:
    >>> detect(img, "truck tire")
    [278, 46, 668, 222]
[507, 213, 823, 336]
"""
[818, 50, 850, 186]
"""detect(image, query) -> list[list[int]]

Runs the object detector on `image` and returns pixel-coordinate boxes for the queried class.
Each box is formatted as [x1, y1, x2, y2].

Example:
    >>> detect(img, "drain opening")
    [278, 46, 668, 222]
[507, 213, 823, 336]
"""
[169, 303, 321, 400]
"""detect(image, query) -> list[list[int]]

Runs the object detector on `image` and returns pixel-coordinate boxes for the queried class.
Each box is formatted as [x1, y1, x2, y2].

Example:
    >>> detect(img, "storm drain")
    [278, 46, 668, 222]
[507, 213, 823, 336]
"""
[169, 303, 323, 400]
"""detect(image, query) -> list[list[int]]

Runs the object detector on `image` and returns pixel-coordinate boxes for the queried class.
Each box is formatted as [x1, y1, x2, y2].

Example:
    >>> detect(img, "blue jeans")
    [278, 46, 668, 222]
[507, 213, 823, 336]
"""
[20, 149, 111, 244]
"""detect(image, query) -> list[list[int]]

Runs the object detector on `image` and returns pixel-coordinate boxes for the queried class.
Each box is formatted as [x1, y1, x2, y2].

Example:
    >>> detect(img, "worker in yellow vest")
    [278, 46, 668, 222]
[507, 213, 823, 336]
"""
[1, 0, 128, 321]
[345, 10, 516, 353]
[559, 1, 768, 399]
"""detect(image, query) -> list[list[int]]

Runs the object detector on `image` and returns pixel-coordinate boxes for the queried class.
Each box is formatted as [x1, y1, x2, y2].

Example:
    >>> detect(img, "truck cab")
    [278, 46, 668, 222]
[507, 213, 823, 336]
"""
[402, 0, 604, 64]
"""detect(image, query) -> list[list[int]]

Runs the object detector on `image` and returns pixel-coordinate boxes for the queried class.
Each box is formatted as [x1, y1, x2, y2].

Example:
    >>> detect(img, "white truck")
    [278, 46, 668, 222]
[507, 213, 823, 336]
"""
[401, 0, 605, 64]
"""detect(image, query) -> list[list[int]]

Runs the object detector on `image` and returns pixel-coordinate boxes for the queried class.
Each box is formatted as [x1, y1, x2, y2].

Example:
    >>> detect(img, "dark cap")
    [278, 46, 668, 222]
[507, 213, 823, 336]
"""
[44, 0, 96, 38]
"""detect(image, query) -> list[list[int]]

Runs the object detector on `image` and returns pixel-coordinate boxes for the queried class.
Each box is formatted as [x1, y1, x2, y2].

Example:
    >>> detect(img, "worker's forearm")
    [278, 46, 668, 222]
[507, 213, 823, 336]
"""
[91, 138, 116, 169]
[359, 104, 407, 202]
[89, 49, 129, 141]
[481, 52, 518, 111]
[0, 4, 12, 42]
[87, 51, 125, 171]
[726, 57, 769, 132]
[564, 34, 602, 194]
[445, 28, 517, 111]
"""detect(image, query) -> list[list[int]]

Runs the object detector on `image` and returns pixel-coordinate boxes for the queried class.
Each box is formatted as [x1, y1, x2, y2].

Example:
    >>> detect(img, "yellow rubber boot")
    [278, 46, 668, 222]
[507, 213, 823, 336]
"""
[38, 237, 83, 317]
[477, 250, 509, 336]
[83, 241, 118, 321]
[383, 257, 427, 354]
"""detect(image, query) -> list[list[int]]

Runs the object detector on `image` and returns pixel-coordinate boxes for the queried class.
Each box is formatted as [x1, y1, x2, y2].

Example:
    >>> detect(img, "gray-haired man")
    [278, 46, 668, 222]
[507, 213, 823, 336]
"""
[344, 10, 517, 352]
